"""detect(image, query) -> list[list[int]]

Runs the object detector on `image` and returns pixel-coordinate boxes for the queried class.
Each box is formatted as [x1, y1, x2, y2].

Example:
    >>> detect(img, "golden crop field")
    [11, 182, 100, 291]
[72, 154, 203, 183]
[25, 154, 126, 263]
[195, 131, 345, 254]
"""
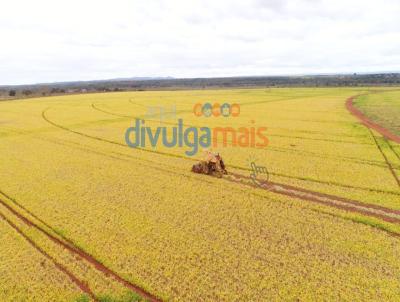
[1, 88, 400, 301]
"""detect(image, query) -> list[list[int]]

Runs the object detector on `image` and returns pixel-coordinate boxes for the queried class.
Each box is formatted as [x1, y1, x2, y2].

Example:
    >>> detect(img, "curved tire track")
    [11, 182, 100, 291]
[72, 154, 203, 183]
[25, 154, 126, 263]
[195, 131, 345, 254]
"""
[43, 107, 400, 196]
[8, 123, 400, 229]
[3, 91, 400, 302]
[93, 102, 373, 146]
[43, 106, 400, 227]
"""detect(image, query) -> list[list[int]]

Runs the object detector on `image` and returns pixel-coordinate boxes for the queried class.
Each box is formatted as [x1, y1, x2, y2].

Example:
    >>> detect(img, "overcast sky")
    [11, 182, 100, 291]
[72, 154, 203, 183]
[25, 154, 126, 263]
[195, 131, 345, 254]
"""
[1, 0, 400, 85]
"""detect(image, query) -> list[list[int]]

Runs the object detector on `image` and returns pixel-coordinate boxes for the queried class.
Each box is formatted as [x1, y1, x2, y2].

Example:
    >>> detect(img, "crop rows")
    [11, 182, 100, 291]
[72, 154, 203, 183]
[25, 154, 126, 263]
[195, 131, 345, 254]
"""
[1, 88, 400, 301]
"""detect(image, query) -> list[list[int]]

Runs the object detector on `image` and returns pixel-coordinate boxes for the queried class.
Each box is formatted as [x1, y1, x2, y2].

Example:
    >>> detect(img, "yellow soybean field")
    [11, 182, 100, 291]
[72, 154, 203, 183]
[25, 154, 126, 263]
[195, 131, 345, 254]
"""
[1, 88, 400, 301]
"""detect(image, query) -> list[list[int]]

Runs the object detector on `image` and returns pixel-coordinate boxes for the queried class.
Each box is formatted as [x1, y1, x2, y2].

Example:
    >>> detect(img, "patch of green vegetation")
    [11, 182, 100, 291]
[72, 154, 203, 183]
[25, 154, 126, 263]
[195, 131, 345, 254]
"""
[74, 294, 90, 302]
[355, 91, 400, 136]
[98, 291, 146, 302]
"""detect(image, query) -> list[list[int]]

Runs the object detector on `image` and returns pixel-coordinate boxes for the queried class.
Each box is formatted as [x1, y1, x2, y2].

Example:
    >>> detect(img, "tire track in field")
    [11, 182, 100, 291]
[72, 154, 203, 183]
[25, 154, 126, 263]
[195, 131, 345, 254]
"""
[92, 102, 400, 176]
[5, 120, 400, 238]
[41, 105, 400, 207]
[42, 107, 400, 196]
[6, 110, 400, 275]
[268, 132, 372, 145]
[5, 118, 391, 171]
[345, 95, 400, 188]
[41, 103, 400, 234]
[9, 130, 400, 300]
[6, 124, 400, 224]
[268, 145, 400, 170]
[386, 139, 400, 162]
[225, 173, 400, 227]
[8, 94, 400, 231]
[367, 128, 400, 187]
[0, 210, 98, 301]
[4, 120, 398, 172]
[131, 98, 372, 140]
[98, 101, 396, 169]
[268, 126, 370, 139]
[93, 102, 372, 146]
[0, 195, 162, 302]
[0, 127, 214, 188]
[9, 124, 400, 223]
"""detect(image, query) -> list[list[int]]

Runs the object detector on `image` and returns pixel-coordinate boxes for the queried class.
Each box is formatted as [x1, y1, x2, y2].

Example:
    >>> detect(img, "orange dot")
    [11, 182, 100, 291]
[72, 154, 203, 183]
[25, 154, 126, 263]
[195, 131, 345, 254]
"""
[212, 103, 221, 117]
[193, 103, 203, 117]
[231, 104, 240, 117]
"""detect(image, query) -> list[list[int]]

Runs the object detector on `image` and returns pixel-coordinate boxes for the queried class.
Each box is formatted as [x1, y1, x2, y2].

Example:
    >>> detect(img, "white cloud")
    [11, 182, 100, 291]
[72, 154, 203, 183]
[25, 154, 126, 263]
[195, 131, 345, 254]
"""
[0, 0, 400, 85]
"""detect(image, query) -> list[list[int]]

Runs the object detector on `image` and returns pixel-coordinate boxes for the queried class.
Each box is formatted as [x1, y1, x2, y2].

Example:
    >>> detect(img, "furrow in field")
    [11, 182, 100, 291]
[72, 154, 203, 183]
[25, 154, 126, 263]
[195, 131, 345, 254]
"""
[39, 107, 397, 222]
[9, 123, 400, 221]
[4, 119, 397, 172]
[6, 118, 400, 239]
[268, 145, 400, 170]
[275, 173, 399, 195]
[42, 107, 400, 196]
[345, 94, 400, 187]
[0, 195, 162, 302]
[92, 102, 372, 146]
[0, 211, 98, 301]
[129, 98, 373, 140]
[386, 139, 400, 162]
[6, 123, 400, 222]
[227, 173, 400, 227]
[40, 99, 400, 230]
[368, 129, 400, 187]
[90, 103, 398, 191]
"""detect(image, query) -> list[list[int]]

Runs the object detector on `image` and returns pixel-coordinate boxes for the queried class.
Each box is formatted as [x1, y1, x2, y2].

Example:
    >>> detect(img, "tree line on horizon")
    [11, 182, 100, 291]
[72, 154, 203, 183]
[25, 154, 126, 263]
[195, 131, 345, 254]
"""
[2, 73, 400, 99]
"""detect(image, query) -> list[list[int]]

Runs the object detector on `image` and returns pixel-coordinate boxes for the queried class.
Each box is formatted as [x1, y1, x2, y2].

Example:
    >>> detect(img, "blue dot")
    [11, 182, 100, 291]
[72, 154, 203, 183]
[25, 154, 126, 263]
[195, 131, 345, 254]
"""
[202, 103, 212, 117]
[221, 103, 231, 117]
